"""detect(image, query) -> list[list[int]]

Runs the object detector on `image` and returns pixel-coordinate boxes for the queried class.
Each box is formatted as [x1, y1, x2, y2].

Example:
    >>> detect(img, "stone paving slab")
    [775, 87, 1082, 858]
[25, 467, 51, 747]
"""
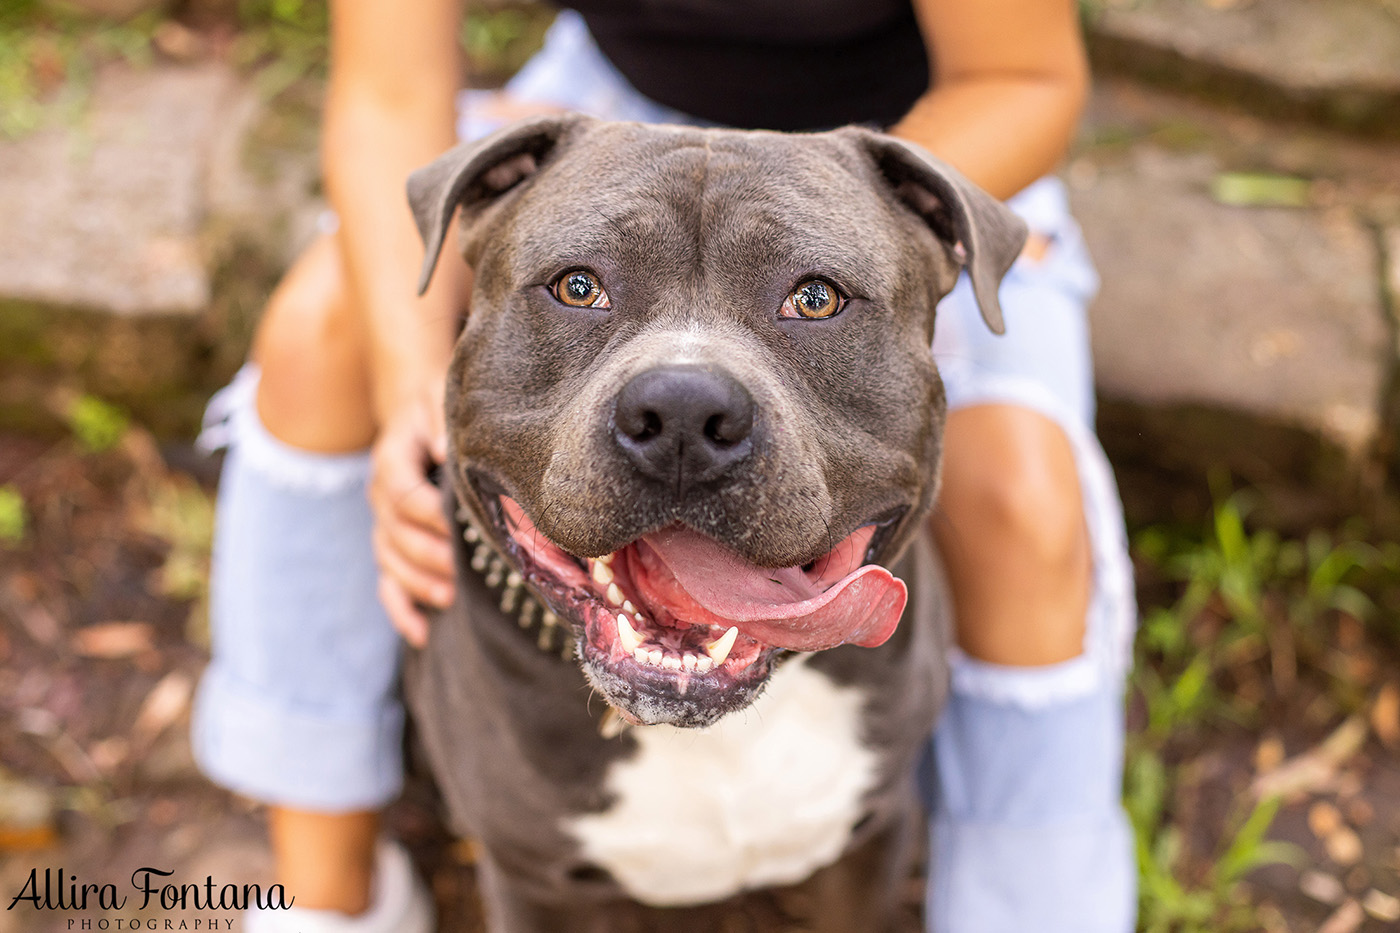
[1087, 0, 1400, 137]
[1070, 144, 1388, 455]
[0, 62, 239, 317]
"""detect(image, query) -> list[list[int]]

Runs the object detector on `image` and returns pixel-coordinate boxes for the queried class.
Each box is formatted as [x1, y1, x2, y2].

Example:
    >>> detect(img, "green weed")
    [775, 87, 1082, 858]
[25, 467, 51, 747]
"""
[66, 395, 129, 453]
[1126, 477, 1380, 932]
[0, 484, 27, 545]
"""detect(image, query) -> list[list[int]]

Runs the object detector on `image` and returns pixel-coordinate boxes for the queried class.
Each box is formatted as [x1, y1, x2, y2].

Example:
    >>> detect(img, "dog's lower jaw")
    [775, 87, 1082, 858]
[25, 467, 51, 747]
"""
[579, 648, 782, 728]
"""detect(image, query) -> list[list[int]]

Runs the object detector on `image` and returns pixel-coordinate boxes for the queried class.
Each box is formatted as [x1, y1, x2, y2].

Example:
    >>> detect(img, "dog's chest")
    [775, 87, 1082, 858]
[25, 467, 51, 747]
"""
[564, 658, 877, 907]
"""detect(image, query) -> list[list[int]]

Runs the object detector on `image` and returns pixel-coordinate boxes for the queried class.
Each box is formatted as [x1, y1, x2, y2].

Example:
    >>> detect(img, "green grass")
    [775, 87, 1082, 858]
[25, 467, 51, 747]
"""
[1126, 478, 1398, 931]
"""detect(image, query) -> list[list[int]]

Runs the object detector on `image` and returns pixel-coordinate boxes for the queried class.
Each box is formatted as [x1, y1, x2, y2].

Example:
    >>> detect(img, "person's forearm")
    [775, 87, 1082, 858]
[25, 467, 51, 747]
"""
[894, 0, 1089, 201]
[323, 0, 463, 421]
[324, 98, 460, 418]
[889, 72, 1087, 202]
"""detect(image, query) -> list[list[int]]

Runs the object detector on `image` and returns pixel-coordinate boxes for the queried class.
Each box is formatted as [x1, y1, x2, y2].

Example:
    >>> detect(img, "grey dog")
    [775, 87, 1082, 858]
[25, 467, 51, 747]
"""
[402, 114, 1026, 932]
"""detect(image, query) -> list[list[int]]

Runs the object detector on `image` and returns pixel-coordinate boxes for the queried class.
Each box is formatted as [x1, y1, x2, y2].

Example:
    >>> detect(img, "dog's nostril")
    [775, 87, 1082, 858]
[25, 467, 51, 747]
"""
[704, 413, 741, 447]
[637, 410, 663, 441]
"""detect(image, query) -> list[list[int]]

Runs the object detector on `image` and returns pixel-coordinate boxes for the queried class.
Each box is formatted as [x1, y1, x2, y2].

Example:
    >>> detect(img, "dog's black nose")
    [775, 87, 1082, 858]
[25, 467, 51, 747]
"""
[613, 365, 755, 493]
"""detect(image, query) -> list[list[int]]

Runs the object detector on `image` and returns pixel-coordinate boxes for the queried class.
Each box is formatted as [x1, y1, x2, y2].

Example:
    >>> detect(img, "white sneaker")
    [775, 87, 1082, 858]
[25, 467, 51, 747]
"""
[244, 839, 435, 933]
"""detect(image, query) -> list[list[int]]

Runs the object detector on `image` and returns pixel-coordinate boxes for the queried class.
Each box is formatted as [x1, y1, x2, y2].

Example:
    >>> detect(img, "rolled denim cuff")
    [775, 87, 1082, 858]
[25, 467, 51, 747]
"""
[192, 667, 404, 811]
[927, 685, 1136, 933]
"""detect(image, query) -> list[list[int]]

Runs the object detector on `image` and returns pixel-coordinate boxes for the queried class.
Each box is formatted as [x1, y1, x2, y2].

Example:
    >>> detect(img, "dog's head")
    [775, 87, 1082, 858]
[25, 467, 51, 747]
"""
[410, 115, 1025, 727]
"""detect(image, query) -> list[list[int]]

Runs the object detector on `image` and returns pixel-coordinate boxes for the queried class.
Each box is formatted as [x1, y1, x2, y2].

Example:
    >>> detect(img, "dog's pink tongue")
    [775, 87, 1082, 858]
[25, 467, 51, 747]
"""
[640, 527, 906, 650]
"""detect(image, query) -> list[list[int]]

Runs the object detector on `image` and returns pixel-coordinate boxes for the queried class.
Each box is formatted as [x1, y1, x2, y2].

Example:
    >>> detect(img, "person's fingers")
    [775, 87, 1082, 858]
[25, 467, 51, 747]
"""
[373, 432, 449, 534]
[374, 523, 455, 609]
[381, 511, 456, 582]
[378, 574, 428, 648]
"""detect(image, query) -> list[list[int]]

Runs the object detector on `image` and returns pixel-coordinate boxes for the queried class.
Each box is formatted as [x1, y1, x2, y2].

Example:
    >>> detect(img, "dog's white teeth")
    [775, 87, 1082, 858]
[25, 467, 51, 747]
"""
[606, 583, 624, 606]
[681, 652, 698, 671]
[592, 560, 614, 586]
[705, 626, 739, 666]
[622, 599, 636, 614]
[695, 655, 714, 673]
[646, 647, 664, 666]
[661, 653, 681, 670]
[599, 552, 613, 565]
[633, 647, 649, 665]
[616, 613, 643, 653]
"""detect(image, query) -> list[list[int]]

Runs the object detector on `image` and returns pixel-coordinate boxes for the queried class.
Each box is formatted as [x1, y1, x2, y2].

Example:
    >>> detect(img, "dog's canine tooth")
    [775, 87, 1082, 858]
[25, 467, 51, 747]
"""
[471, 543, 492, 573]
[518, 598, 538, 629]
[705, 626, 739, 666]
[597, 707, 629, 739]
[616, 613, 643, 653]
[681, 652, 698, 671]
[592, 560, 614, 586]
[606, 583, 624, 606]
[485, 557, 505, 588]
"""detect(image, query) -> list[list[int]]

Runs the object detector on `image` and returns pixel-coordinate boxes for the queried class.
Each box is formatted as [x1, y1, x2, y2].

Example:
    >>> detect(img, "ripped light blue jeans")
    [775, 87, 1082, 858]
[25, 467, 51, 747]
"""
[192, 11, 1138, 932]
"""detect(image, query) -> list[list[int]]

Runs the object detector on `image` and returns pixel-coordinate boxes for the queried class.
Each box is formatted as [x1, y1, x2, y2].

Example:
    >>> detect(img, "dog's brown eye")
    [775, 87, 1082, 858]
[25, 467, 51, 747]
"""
[781, 278, 844, 319]
[552, 270, 611, 309]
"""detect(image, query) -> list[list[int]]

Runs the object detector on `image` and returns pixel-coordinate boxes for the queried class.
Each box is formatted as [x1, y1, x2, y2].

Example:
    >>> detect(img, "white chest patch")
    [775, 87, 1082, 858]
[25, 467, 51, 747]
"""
[564, 658, 877, 907]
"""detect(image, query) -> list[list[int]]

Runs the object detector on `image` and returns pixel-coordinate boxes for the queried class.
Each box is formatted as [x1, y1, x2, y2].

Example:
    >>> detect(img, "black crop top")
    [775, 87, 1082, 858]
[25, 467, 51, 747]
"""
[564, 0, 931, 132]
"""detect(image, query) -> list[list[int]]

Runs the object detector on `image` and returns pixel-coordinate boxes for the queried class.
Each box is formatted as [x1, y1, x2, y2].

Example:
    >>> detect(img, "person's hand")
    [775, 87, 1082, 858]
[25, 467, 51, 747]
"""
[369, 381, 454, 647]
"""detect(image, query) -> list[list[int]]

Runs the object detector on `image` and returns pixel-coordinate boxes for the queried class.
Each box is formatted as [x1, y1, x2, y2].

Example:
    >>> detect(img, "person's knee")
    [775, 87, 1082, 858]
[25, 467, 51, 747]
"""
[936, 405, 1093, 664]
[942, 405, 1090, 576]
[252, 236, 376, 452]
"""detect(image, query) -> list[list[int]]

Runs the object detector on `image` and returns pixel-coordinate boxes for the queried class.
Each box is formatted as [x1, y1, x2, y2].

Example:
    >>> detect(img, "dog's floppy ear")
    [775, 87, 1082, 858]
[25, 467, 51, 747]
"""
[847, 129, 1028, 335]
[407, 113, 595, 295]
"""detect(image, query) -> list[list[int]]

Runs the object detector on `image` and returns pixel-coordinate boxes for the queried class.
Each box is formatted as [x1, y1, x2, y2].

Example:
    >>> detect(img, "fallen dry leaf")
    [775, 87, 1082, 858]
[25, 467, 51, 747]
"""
[0, 771, 58, 853]
[1255, 735, 1285, 773]
[71, 621, 154, 659]
[132, 671, 193, 745]
[1251, 715, 1368, 801]
[87, 736, 129, 774]
[1371, 682, 1399, 748]
[1362, 889, 1400, 922]
[1324, 826, 1364, 866]
[1318, 899, 1364, 933]
[1309, 801, 1343, 839]
[1300, 870, 1345, 906]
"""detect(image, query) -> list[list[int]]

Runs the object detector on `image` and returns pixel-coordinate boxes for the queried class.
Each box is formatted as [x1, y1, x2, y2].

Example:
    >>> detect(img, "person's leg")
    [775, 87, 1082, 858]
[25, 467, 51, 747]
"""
[935, 405, 1091, 669]
[192, 235, 418, 923]
[923, 178, 1137, 933]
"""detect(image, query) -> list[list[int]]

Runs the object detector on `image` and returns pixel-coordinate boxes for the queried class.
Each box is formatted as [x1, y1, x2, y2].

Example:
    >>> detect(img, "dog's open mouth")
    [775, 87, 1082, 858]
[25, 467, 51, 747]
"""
[470, 485, 908, 724]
